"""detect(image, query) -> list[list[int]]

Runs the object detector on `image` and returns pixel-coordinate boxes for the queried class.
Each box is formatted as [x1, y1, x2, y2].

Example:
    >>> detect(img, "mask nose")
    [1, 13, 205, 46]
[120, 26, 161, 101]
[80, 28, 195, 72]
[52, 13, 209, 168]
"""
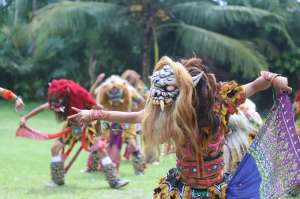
[110, 87, 119, 94]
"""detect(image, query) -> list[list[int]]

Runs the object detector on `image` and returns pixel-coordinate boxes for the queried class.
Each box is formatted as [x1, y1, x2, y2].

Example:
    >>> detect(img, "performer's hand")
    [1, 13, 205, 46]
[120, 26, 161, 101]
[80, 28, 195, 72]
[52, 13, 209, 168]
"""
[68, 107, 91, 126]
[15, 97, 24, 111]
[20, 117, 27, 127]
[272, 76, 292, 94]
[68, 107, 107, 127]
[93, 103, 104, 110]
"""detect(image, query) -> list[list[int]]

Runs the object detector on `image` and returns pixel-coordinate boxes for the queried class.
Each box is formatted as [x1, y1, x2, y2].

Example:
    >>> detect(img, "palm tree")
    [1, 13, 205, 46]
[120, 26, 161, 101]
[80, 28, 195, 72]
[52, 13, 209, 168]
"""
[25, 0, 296, 80]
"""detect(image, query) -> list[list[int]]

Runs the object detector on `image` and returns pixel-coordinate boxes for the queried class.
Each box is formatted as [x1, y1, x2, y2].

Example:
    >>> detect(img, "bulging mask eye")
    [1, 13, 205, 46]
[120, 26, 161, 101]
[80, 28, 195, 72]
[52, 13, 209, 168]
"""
[165, 85, 176, 91]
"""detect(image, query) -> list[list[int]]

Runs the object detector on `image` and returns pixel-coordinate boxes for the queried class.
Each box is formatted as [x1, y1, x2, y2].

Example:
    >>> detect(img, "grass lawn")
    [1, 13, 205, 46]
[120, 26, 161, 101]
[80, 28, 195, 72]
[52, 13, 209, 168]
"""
[0, 101, 299, 199]
[0, 101, 175, 199]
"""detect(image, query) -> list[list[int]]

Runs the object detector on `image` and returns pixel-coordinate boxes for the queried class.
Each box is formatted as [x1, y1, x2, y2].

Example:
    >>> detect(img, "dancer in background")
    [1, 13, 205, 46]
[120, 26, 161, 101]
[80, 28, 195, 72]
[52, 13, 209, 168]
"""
[0, 87, 24, 111]
[18, 79, 128, 189]
[121, 69, 160, 164]
[121, 69, 149, 102]
[94, 75, 145, 175]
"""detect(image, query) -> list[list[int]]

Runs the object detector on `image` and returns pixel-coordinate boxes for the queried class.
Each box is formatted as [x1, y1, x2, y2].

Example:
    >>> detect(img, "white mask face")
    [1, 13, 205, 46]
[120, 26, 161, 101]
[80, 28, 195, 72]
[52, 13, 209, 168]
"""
[149, 65, 179, 111]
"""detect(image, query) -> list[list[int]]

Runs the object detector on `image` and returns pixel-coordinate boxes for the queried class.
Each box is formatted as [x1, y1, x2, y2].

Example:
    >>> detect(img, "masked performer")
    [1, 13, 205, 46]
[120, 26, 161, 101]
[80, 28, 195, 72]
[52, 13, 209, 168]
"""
[0, 87, 24, 111]
[121, 70, 160, 164]
[92, 75, 145, 175]
[19, 79, 128, 188]
[121, 69, 149, 103]
[69, 56, 296, 198]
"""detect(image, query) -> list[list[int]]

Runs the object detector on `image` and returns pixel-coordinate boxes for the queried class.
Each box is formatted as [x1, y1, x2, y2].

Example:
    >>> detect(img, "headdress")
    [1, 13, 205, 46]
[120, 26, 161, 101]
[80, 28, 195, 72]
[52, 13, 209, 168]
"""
[95, 75, 132, 111]
[48, 79, 95, 116]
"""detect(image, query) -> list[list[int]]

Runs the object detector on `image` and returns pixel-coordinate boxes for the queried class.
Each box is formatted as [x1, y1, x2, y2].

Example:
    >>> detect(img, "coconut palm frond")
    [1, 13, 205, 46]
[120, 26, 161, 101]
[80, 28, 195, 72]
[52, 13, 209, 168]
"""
[246, 38, 280, 60]
[172, 2, 285, 29]
[172, 2, 295, 49]
[31, 1, 124, 38]
[263, 23, 296, 49]
[1, 25, 30, 51]
[175, 23, 268, 77]
[30, 1, 127, 61]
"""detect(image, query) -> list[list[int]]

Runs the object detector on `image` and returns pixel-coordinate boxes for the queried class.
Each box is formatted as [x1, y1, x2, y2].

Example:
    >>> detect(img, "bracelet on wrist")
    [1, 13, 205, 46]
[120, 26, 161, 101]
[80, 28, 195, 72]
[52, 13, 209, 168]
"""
[90, 109, 106, 121]
[89, 110, 93, 122]
[270, 74, 281, 86]
[261, 71, 281, 85]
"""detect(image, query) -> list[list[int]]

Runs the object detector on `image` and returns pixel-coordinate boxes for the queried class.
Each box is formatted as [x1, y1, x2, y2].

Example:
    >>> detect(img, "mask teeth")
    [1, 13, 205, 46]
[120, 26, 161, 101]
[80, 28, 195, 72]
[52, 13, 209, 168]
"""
[59, 106, 65, 112]
[165, 98, 172, 104]
[160, 100, 165, 111]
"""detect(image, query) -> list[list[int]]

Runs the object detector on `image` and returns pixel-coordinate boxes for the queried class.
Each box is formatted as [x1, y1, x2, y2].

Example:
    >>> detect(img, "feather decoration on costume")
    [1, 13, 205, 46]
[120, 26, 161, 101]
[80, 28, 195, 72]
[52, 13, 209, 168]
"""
[227, 94, 300, 199]
[224, 99, 263, 175]
[223, 111, 253, 174]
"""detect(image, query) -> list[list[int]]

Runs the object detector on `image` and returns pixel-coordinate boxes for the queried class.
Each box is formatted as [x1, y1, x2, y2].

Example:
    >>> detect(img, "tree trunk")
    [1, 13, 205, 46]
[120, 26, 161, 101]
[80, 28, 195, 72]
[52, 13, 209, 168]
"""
[142, 2, 153, 83]
[153, 27, 159, 65]
[32, 0, 37, 16]
[14, 0, 28, 26]
[88, 48, 97, 84]
[30, 0, 37, 54]
[14, 0, 20, 26]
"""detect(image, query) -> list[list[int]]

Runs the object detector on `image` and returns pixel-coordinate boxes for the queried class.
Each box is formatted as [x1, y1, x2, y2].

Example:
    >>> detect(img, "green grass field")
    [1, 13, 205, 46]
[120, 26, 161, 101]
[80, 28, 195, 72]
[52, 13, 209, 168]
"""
[0, 101, 175, 199]
[0, 101, 299, 199]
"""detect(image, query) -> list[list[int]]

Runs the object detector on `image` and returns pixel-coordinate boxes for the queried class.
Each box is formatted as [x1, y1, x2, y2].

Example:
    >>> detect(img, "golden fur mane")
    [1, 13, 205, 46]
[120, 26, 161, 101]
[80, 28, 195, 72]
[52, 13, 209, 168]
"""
[95, 75, 132, 111]
[142, 56, 199, 156]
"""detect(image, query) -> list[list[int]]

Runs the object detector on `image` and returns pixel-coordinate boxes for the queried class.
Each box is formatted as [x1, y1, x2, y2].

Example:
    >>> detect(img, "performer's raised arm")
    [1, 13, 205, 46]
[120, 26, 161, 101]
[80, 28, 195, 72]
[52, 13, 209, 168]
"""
[20, 102, 49, 126]
[242, 71, 292, 98]
[68, 107, 143, 125]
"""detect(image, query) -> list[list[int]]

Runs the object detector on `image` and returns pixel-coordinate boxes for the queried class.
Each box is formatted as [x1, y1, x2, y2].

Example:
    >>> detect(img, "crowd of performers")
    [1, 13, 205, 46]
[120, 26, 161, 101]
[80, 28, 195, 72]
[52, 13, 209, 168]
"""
[2, 56, 300, 198]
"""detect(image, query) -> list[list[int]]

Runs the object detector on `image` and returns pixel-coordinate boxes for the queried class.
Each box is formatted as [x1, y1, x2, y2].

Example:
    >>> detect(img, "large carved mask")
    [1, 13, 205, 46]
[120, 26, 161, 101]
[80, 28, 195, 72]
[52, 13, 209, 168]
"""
[48, 93, 68, 113]
[96, 75, 131, 111]
[150, 65, 179, 111]
[149, 62, 203, 111]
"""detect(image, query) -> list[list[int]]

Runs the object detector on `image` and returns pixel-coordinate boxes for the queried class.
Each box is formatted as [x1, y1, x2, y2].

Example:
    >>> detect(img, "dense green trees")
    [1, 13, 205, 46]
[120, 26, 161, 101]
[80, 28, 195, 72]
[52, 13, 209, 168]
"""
[226, 0, 300, 87]
[0, 0, 299, 102]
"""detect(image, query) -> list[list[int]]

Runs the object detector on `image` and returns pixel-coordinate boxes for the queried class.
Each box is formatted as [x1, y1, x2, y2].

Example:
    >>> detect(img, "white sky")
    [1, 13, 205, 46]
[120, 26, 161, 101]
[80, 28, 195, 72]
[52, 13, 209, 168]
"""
[0, 0, 7, 6]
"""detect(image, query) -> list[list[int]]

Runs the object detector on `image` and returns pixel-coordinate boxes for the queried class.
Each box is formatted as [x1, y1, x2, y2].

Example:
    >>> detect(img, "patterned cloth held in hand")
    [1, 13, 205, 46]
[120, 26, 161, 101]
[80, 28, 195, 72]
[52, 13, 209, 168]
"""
[227, 94, 300, 199]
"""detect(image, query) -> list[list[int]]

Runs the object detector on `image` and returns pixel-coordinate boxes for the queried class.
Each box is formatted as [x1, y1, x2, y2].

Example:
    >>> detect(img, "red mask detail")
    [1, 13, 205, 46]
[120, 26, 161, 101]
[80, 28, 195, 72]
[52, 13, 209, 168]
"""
[48, 79, 96, 116]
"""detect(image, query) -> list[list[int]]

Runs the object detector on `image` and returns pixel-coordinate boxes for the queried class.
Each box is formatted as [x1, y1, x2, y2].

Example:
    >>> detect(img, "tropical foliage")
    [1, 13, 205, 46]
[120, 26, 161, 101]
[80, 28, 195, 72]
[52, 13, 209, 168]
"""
[0, 0, 299, 102]
[226, 0, 300, 87]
